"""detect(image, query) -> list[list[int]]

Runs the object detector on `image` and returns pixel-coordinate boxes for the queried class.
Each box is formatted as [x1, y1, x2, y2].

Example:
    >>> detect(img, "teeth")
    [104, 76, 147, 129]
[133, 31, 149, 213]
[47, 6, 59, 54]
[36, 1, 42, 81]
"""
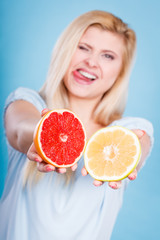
[78, 70, 96, 80]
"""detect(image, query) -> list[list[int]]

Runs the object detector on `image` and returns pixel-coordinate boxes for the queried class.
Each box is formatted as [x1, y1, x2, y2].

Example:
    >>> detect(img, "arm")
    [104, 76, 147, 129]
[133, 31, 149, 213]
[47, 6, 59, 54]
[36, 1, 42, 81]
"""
[5, 100, 41, 154]
[134, 129, 151, 171]
[5, 102, 74, 173]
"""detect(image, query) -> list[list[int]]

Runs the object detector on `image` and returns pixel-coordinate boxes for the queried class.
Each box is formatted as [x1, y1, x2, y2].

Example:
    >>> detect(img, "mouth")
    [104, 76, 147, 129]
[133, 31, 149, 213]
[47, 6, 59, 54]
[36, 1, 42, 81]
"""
[73, 69, 98, 84]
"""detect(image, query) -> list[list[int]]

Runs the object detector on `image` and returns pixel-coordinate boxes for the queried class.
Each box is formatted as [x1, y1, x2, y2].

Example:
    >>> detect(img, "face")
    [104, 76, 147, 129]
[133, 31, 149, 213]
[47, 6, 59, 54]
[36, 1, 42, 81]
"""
[63, 26, 124, 101]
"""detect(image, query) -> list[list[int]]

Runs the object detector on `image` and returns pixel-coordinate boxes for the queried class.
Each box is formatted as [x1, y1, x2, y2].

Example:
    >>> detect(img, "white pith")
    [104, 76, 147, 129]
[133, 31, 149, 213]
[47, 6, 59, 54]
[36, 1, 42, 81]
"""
[103, 145, 118, 162]
[59, 133, 68, 142]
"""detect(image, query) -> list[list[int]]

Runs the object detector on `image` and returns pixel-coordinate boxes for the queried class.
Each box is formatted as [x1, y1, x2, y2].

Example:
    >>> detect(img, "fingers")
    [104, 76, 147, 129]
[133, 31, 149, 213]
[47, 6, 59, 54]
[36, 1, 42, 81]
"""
[27, 143, 78, 174]
[41, 108, 50, 117]
[94, 180, 122, 189]
[132, 129, 146, 139]
[55, 163, 78, 174]
[37, 162, 69, 174]
[71, 163, 78, 171]
[37, 162, 68, 173]
[37, 162, 55, 172]
[108, 169, 138, 189]
[108, 181, 122, 189]
[93, 180, 103, 187]
[27, 143, 43, 163]
[27, 143, 65, 173]
[93, 174, 137, 189]
[81, 166, 122, 189]
[56, 168, 67, 174]
[81, 167, 88, 176]
[107, 169, 137, 189]
[128, 168, 137, 180]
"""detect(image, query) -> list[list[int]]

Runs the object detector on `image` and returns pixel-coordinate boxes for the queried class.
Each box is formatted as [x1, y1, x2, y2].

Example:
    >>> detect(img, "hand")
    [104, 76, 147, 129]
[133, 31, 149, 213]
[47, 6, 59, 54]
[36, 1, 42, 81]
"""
[26, 108, 78, 174]
[81, 129, 146, 189]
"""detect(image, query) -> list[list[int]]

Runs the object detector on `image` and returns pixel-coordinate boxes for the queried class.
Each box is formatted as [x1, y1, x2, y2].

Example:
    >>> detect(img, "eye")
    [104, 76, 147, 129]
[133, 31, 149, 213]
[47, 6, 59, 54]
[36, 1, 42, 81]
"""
[78, 45, 89, 51]
[103, 54, 114, 60]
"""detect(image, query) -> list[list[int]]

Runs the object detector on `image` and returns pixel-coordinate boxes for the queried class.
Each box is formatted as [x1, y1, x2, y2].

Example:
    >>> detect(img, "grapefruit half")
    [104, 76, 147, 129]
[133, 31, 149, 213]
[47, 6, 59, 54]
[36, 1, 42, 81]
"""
[84, 126, 141, 181]
[34, 109, 86, 167]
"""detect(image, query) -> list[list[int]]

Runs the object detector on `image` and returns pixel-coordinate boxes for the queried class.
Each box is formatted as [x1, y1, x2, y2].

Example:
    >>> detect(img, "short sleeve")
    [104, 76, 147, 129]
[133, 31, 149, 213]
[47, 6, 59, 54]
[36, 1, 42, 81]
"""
[111, 116, 154, 160]
[4, 87, 46, 114]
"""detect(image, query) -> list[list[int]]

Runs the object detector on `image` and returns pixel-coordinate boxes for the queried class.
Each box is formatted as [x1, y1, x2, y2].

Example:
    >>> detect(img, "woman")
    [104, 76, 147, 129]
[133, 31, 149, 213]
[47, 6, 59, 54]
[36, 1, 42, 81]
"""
[0, 10, 153, 240]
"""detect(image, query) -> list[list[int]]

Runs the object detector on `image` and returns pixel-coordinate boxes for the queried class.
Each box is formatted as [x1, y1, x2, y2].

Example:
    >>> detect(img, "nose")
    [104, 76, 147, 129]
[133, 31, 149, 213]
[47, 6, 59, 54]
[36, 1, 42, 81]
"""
[85, 54, 98, 68]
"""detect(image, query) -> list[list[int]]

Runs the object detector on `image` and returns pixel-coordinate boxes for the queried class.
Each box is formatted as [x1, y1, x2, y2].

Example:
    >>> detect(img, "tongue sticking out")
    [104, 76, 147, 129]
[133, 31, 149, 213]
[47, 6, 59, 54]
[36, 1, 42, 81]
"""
[73, 70, 97, 82]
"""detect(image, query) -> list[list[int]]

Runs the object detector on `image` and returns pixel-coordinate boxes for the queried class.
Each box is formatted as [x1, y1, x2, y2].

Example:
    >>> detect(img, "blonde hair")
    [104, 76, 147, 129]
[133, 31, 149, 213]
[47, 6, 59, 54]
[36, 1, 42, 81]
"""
[24, 10, 136, 186]
[40, 10, 136, 125]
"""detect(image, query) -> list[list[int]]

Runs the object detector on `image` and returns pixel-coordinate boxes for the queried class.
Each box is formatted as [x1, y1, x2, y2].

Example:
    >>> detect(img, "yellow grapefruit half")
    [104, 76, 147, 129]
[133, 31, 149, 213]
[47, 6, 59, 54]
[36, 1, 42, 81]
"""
[34, 109, 86, 168]
[84, 126, 141, 181]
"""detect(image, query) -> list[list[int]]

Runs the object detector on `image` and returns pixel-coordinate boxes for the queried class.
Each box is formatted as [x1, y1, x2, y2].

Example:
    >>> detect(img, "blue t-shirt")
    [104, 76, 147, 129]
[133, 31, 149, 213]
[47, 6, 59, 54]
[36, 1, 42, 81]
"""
[0, 87, 154, 240]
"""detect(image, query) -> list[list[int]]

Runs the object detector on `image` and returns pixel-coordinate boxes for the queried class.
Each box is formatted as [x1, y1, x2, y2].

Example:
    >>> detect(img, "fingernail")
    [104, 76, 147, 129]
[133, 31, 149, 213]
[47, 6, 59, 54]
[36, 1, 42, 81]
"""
[41, 108, 48, 115]
[129, 174, 136, 180]
[46, 166, 54, 171]
[111, 183, 117, 189]
[59, 168, 66, 174]
[42, 108, 48, 112]
[140, 130, 146, 137]
[35, 158, 41, 162]
[94, 181, 102, 187]
[72, 165, 77, 171]
[81, 168, 87, 176]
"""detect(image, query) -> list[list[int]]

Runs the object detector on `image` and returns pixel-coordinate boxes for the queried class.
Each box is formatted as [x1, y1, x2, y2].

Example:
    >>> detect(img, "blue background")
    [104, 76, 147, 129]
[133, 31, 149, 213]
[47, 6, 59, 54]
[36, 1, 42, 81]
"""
[1, 0, 160, 239]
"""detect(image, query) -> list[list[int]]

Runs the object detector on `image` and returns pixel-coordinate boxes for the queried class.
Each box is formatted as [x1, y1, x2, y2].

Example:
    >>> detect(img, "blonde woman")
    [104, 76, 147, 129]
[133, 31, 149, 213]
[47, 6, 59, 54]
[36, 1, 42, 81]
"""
[0, 10, 153, 240]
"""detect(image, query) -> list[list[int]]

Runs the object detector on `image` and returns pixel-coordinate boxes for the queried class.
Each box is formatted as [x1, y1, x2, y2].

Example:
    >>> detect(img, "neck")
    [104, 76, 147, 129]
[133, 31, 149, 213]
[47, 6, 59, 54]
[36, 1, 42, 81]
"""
[68, 94, 100, 125]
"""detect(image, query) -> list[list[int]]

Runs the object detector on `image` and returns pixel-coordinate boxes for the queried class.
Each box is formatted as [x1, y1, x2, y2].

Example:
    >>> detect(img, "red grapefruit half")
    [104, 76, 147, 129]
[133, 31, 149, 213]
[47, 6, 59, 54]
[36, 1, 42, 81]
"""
[34, 109, 86, 167]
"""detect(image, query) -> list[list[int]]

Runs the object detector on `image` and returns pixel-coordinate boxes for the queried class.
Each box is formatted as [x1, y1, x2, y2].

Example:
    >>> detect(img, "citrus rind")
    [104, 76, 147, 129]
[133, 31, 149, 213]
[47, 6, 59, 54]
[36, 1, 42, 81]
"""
[34, 109, 86, 168]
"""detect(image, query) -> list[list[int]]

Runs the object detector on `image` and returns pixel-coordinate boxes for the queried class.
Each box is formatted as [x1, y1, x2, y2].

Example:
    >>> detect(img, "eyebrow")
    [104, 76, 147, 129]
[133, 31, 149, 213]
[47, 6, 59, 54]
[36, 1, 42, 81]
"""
[79, 42, 118, 57]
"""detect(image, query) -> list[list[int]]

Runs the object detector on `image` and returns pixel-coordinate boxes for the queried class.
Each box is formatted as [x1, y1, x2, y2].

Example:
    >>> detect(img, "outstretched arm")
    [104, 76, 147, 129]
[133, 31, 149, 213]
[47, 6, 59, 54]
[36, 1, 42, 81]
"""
[5, 100, 41, 153]
[5, 103, 77, 173]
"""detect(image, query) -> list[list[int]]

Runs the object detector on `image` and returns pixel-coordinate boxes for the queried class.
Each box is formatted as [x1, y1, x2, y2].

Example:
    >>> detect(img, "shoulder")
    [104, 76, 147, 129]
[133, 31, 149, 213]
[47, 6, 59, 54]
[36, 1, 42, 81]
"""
[110, 116, 154, 145]
[4, 87, 46, 113]
[111, 117, 153, 132]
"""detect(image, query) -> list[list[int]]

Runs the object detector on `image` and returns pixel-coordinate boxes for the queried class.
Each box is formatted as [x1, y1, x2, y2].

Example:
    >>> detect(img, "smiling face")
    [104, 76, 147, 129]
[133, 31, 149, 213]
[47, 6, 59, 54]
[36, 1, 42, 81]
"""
[63, 26, 124, 101]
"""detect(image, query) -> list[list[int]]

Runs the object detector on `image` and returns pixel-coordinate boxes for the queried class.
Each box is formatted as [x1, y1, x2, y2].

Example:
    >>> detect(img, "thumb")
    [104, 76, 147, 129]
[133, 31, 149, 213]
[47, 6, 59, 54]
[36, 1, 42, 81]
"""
[41, 108, 50, 117]
[132, 129, 146, 139]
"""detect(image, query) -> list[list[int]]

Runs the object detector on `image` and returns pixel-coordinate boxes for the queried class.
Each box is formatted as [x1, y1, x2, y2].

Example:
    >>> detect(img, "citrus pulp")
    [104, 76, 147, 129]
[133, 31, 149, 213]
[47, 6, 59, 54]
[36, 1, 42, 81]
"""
[34, 109, 86, 167]
[84, 126, 141, 181]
